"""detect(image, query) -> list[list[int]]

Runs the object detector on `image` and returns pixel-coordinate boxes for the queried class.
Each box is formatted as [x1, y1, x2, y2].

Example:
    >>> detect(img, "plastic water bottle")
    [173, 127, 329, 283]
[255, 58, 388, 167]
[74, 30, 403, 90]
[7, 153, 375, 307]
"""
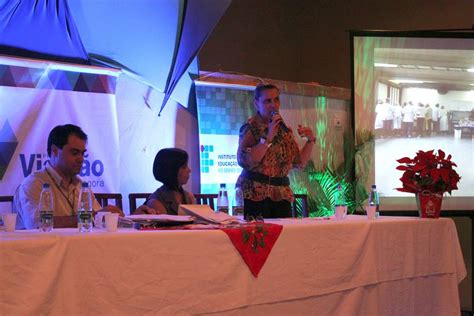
[39, 183, 54, 232]
[334, 183, 347, 219]
[334, 183, 346, 206]
[232, 187, 244, 216]
[368, 184, 380, 217]
[216, 183, 229, 213]
[78, 182, 93, 232]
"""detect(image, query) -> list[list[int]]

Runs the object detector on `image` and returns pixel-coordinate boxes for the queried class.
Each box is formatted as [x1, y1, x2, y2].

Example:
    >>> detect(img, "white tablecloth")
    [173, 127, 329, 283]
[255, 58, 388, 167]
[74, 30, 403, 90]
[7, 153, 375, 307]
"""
[0, 215, 467, 315]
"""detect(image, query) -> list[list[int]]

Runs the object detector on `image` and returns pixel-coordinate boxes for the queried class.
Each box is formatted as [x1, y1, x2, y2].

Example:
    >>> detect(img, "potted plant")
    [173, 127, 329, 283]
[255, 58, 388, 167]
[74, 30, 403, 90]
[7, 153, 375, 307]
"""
[395, 149, 461, 218]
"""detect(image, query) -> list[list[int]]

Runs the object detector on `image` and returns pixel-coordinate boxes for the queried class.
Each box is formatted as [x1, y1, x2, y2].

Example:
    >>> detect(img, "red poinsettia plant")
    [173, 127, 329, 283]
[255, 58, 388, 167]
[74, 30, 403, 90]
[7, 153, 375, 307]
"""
[396, 149, 461, 195]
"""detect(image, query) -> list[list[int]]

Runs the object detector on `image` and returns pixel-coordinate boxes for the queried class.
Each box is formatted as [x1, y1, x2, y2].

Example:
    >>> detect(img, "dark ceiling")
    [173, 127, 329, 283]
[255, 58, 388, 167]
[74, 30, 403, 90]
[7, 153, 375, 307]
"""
[199, 0, 474, 89]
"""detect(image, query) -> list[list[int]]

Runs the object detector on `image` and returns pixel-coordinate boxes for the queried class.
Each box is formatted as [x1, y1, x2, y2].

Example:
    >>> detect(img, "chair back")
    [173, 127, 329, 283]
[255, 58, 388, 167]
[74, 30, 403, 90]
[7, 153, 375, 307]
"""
[94, 193, 123, 210]
[292, 194, 309, 218]
[0, 195, 14, 213]
[194, 193, 218, 211]
[128, 193, 151, 214]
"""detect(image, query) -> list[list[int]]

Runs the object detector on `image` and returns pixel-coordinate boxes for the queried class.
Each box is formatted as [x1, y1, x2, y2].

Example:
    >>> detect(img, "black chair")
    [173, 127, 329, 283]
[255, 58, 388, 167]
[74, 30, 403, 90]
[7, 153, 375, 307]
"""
[292, 194, 309, 218]
[0, 195, 14, 212]
[128, 193, 151, 214]
[94, 193, 123, 210]
[194, 193, 218, 211]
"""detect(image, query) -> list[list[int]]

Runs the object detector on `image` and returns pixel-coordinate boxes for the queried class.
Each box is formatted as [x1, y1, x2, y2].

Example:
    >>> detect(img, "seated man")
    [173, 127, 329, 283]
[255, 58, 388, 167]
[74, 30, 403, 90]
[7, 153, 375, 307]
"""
[14, 124, 123, 229]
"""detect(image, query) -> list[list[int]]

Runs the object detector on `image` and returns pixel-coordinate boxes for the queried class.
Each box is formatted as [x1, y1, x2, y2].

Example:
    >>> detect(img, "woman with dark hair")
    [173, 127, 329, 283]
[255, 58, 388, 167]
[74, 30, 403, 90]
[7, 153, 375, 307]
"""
[143, 148, 195, 215]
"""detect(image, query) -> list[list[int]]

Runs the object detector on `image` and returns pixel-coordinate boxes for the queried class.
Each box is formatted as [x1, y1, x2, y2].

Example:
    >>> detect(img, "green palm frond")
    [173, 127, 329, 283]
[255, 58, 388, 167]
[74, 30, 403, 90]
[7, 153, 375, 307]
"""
[290, 128, 374, 217]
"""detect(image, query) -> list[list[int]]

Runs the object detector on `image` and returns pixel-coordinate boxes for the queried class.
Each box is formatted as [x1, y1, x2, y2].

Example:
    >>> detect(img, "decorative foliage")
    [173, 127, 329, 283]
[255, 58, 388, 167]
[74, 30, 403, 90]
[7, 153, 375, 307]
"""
[352, 129, 376, 209]
[396, 149, 460, 195]
[241, 223, 269, 253]
[290, 129, 374, 216]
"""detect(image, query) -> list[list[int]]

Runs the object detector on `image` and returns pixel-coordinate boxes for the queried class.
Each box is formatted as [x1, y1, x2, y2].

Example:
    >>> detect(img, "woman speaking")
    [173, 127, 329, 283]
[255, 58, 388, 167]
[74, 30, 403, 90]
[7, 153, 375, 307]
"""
[236, 83, 315, 219]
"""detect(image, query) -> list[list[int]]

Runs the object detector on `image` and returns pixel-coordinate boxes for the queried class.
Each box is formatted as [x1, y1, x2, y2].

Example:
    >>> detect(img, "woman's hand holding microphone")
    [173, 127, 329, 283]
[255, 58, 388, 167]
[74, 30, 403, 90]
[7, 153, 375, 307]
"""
[267, 111, 284, 141]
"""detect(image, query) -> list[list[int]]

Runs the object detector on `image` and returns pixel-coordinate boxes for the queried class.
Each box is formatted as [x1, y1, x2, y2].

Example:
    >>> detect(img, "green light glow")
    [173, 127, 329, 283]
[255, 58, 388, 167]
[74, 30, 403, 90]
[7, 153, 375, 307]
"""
[315, 96, 327, 162]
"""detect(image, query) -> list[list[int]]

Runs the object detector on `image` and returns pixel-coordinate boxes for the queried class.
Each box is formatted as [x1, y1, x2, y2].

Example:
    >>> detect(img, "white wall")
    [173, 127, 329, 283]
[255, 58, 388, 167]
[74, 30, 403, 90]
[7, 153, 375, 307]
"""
[114, 74, 199, 213]
[401, 88, 474, 111]
[377, 82, 387, 101]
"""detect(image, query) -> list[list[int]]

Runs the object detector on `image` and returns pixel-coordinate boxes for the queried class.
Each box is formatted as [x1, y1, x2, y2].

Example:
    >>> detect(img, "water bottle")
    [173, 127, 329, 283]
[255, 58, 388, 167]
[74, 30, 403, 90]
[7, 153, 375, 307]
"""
[216, 183, 229, 213]
[367, 184, 380, 219]
[78, 182, 93, 232]
[232, 187, 244, 216]
[39, 183, 54, 232]
[334, 183, 347, 219]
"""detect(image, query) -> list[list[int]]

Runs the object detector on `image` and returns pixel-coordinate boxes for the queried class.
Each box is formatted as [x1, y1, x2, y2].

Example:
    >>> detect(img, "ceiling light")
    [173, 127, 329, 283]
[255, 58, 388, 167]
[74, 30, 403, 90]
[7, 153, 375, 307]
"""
[467, 68, 474, 73]
[389, 79, 424, 84]
[374, 63, 398, 68]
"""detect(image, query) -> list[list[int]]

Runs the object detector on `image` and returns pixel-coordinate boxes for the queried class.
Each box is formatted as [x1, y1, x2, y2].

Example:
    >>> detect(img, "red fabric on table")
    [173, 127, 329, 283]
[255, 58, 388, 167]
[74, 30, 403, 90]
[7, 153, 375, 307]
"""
[220, 223, 283, 277]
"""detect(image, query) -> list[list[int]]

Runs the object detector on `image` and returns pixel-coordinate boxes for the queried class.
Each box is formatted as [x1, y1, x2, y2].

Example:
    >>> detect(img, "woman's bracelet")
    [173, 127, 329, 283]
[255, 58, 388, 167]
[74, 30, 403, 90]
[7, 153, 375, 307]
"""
[306, 137, 316, 144]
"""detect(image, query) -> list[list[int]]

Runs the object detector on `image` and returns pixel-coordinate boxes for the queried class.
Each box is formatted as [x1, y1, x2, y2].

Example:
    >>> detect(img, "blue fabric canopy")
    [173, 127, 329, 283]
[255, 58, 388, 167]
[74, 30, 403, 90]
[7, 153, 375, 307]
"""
[0, 0, 231, 110]
[160, 0, 232, 115]
[0, 0, 88, 64]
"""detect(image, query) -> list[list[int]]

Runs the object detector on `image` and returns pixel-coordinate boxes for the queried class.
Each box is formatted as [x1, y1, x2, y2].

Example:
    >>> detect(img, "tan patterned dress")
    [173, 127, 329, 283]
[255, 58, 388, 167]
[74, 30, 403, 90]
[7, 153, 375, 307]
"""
[236, 114, 301, 202]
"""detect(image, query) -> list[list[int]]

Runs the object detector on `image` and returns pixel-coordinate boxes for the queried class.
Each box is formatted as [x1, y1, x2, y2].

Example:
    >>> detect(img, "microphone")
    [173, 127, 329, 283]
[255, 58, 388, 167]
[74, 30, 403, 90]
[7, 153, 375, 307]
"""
[271, 111, 289, 132]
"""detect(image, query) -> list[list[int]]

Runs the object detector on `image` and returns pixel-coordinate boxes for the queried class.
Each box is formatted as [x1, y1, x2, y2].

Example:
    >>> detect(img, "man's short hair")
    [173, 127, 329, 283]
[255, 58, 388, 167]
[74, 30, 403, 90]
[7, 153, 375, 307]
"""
[47, 124, 88, 157]
[254, 83, 279, 100]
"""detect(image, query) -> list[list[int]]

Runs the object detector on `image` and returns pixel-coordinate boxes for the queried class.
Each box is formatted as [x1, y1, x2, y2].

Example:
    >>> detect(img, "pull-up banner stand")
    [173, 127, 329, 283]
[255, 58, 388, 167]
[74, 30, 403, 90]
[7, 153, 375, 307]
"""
[0, 57, 120, 203]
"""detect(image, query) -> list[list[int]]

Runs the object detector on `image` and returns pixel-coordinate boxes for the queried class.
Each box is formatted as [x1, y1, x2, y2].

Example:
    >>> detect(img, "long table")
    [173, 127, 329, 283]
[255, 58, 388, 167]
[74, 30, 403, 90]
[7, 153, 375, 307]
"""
[0, 215, 467, 315]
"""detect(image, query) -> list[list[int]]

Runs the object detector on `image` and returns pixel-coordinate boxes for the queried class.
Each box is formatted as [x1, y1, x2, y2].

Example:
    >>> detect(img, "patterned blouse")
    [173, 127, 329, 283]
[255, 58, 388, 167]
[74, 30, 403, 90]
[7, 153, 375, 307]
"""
[236, 113, 301, 202]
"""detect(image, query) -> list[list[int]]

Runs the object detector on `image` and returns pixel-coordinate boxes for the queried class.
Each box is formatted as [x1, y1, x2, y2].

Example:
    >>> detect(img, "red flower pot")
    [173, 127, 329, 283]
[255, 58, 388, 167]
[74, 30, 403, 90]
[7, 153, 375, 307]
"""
[416, 191, 443, 218]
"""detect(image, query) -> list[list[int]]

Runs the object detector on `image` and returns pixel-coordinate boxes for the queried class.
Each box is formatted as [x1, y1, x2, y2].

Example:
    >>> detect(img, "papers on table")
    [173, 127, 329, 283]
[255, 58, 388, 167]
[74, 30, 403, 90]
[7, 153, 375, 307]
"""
[126, 214, 194, 223]
[178, 204, 241, 225]
[123, 214, 194, 229]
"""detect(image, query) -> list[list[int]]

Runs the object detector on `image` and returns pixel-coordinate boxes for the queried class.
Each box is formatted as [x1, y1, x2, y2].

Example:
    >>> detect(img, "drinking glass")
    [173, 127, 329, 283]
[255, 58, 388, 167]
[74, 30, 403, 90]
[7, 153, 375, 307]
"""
[105, 213, 119, 232]
[2, 213, 17, 232]
[334, 205, 347, 219]
[365, 205, 377, 220]
[94, 211, 111, 229]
